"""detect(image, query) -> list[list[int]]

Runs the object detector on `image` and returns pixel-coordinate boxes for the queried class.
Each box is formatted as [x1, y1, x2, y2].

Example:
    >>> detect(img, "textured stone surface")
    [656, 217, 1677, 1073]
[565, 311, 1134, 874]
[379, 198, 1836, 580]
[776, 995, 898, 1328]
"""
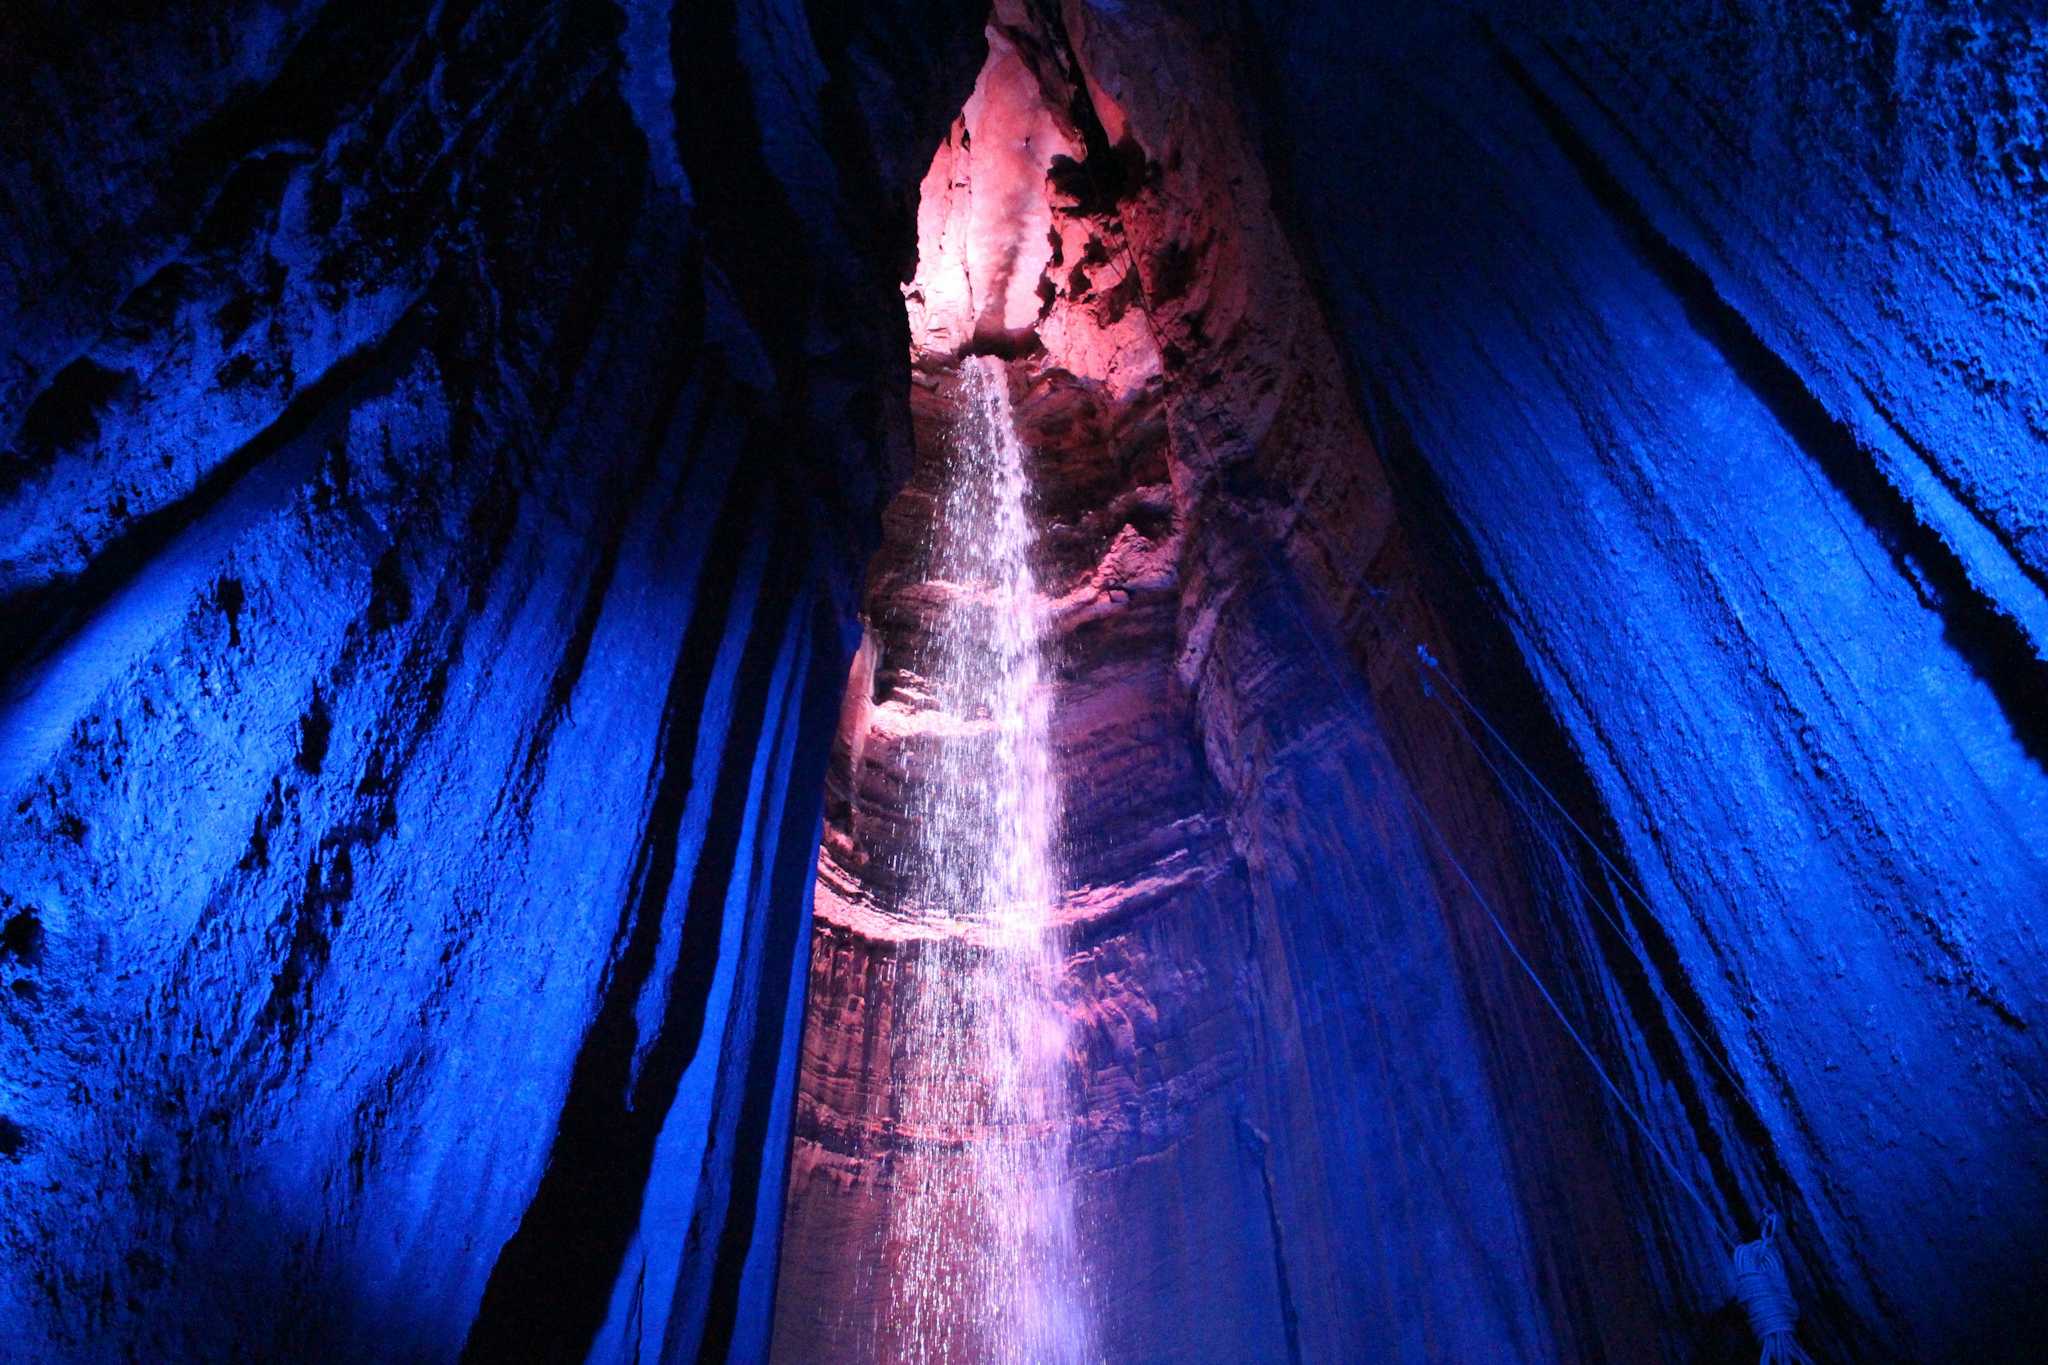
[777, 8, 1651, 1360]
[779, 2, 2048, 1362]
[7, 0, 2046, 1360]
[1228, 1, 2048, 1359]
[0, 1, 980, 1359]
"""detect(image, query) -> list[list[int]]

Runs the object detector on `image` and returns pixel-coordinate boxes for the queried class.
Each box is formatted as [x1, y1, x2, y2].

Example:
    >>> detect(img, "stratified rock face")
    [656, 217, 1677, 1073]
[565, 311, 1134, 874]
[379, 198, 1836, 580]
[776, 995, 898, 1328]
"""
[8, 0, 2044, 1360]
[781, 2, 2048, 1362]
[0, 2, 981, 1360]
[1217, 1, 2048, 1360]
[779, 8, 1649, 1360]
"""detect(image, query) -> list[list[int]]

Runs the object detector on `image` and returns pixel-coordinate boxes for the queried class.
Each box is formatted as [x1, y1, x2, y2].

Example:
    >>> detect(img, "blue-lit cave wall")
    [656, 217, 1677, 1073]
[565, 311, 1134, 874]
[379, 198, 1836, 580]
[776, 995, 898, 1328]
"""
[1213, 1, 2046, 1358]
[0, 1, 980, 1359]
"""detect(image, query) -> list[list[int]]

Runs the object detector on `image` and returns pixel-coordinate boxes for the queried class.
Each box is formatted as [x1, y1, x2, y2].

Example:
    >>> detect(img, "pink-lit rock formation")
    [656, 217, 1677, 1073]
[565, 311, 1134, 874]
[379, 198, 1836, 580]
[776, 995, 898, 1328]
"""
[776, 7, 1655, 1359]
[904, 27, 1081, 357]
[777, 2, 2048, 1360]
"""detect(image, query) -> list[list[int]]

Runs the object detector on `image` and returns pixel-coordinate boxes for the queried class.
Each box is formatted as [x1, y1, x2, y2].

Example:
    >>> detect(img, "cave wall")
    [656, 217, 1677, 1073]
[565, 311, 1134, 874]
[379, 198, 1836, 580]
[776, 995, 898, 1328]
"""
[0, 1, 981, 1359]
[782, 1, 2048, 1359]
[1038, 12, 1618, 1359]
[1214, 1, 2048, 1358]
[780, 6, 1660, 1359]
[6, 0, 2044, 1359]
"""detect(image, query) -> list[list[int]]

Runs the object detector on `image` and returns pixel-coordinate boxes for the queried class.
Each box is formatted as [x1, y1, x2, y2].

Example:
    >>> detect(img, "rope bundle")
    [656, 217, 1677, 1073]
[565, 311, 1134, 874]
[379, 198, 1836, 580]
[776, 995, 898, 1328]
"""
[1732, 1214, 1814, 1364]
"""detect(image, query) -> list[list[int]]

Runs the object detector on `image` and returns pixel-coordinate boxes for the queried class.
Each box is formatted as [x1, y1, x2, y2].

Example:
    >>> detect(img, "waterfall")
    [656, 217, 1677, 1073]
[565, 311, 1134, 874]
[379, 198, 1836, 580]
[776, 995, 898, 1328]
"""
[879, 354, 1093, 1363]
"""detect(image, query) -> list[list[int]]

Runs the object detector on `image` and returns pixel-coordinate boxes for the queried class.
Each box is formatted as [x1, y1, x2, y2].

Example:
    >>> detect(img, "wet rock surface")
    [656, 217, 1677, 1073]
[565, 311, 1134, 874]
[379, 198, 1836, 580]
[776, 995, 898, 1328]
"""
[1227, 2, 2048, 1359]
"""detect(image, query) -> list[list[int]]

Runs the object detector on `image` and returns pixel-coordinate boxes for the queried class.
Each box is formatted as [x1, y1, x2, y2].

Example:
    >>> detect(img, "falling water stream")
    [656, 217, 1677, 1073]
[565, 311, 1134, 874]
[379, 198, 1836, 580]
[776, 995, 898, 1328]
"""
[878, 355, 1093, 1363]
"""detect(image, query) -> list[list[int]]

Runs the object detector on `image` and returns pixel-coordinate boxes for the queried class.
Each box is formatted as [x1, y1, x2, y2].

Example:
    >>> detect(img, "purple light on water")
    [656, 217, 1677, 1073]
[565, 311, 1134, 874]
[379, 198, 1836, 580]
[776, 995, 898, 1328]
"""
[873, 355, 1093, 1363]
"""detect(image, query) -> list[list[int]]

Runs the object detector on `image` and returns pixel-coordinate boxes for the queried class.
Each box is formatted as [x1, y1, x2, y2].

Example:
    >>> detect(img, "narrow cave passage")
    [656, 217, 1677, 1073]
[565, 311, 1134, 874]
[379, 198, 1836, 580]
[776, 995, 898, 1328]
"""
[782, 17, 1602, 1360]
[5, 1, 2047, 1362]
[775, 28, 1169, 1359]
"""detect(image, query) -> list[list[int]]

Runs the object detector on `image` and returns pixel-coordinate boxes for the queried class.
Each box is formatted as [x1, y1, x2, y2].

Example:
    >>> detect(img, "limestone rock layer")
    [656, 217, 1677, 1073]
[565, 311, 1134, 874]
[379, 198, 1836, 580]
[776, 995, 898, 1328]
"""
[3, 1, 2044, 1362]
[779, 3, 2048, 1361]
